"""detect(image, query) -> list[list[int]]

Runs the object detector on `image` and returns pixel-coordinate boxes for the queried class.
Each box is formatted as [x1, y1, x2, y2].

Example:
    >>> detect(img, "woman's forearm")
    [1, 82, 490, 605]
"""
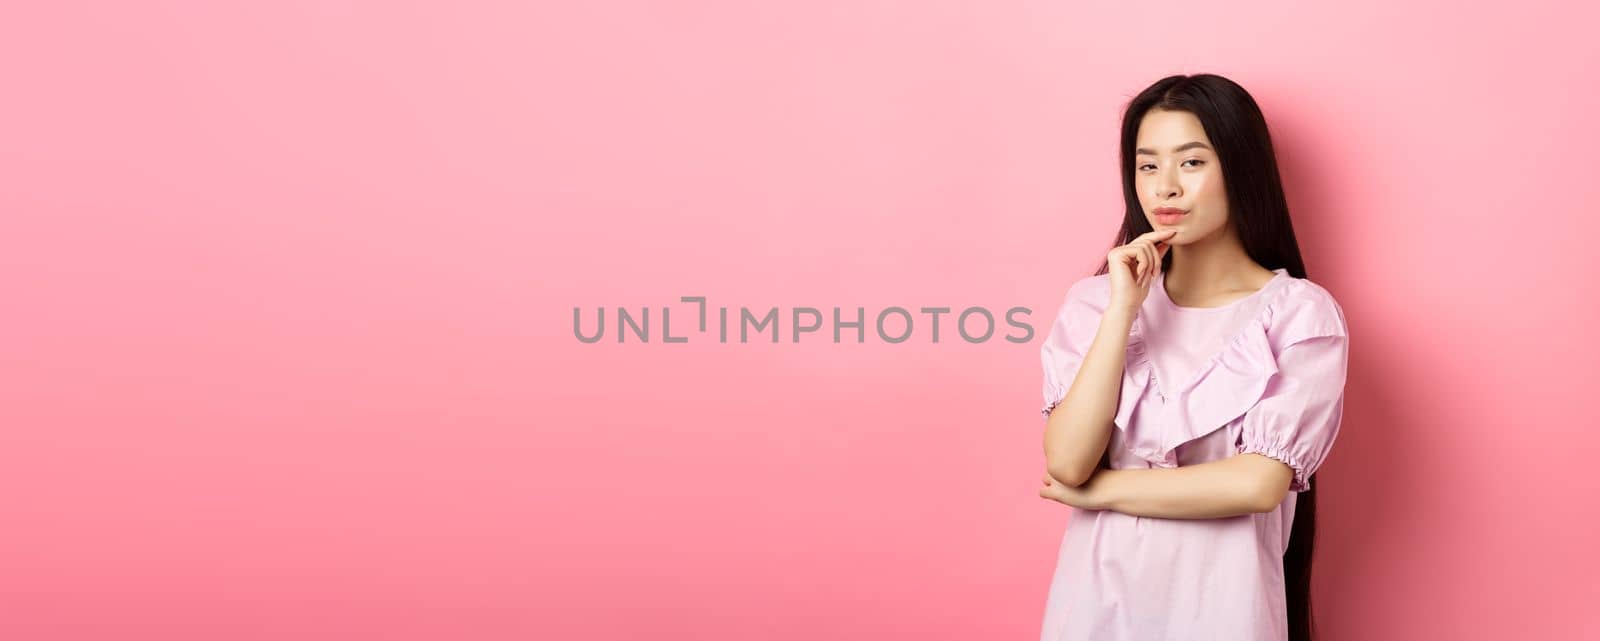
[1087, 455, 1286, 519]
[1043, 306, 1137, 487]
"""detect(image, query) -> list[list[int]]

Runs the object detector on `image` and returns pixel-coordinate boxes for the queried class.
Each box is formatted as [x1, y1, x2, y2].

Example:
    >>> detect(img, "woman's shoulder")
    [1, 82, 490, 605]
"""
[1056, 272, 1113, 310]
[1264, 272, 1350, 346]
[1062, 271, 1113, 302]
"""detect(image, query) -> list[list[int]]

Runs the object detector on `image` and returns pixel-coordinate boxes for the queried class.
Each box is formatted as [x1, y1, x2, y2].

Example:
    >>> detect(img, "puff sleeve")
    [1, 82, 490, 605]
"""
[1235, 292, 1350, 491]
[1040, 278, 1102, 420]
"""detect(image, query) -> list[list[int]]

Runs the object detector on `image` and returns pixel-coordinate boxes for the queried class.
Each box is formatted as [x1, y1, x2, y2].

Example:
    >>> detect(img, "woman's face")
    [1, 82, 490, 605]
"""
[1134, 109, 1229, 245]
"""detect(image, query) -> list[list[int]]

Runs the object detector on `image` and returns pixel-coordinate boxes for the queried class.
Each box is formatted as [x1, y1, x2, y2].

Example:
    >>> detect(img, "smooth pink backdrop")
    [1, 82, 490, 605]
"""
[3, 2, 1596, 639]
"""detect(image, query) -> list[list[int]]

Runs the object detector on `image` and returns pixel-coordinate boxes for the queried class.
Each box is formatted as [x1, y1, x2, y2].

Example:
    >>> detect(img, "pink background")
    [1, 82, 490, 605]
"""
[4, 2, 1596, 639]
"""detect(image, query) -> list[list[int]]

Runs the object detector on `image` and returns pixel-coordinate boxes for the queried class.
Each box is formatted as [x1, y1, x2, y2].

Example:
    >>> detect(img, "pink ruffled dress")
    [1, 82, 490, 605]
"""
[1037, 267, 1350, 641]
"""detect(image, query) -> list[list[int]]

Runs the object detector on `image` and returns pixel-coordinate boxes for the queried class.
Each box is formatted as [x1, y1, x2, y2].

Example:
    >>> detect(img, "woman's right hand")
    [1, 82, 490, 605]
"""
[1107, 229, 1178, 313]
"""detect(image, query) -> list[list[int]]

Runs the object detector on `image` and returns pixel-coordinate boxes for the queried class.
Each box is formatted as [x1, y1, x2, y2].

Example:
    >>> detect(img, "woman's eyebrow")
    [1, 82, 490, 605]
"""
[1135, 141, 1213, 155]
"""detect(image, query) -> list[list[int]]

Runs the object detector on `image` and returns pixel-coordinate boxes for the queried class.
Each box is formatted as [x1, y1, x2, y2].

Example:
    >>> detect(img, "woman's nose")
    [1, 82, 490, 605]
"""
[1154, 173, 1180, 199]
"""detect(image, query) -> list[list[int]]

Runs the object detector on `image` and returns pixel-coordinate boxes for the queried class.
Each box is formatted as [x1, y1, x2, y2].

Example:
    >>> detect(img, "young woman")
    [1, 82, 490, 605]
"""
[1035, 74, 1350, 641]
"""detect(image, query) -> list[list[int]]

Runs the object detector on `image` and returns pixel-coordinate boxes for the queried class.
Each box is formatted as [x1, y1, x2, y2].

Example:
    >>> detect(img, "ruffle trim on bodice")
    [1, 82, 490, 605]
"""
[1111, 274, 1301, 466]
[1116, 313, 1279, 464]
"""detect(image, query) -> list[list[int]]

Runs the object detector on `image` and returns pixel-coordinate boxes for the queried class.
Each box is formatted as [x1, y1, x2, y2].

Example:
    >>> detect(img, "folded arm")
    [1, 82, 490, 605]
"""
[1060, 453, 1296, 519]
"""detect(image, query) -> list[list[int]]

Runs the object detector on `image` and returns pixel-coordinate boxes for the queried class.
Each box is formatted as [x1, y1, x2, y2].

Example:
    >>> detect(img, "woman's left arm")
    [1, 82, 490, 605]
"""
[1040, 454, 1294, 519]
[1041, 299, 1350, 519]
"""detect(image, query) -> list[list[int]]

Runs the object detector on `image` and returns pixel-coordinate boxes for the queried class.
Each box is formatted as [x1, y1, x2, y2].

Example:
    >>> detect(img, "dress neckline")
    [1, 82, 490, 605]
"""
[1129, 266, 1292, 416]
[1155, 268, 1288, 312]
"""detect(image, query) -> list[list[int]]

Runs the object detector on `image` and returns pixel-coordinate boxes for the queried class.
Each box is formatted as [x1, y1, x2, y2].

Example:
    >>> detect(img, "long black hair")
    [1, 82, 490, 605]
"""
[1094, 73, 1320, 641]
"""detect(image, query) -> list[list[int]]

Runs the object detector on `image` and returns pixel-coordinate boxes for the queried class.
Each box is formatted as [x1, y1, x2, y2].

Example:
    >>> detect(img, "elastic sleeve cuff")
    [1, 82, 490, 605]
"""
[1237, 437, 1312, 492]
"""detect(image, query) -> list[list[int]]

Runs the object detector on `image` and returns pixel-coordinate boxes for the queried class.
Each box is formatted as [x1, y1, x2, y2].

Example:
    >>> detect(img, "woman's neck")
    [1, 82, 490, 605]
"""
[1163, 231, 1274, 306]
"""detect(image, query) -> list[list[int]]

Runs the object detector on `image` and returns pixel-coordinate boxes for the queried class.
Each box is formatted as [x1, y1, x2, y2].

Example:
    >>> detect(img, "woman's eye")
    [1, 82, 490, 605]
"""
[1137, 160, 1205, 171]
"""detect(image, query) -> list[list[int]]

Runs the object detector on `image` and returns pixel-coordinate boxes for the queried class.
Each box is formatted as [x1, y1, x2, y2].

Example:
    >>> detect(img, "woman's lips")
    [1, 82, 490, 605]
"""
[1154, 208, 1188, 224]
